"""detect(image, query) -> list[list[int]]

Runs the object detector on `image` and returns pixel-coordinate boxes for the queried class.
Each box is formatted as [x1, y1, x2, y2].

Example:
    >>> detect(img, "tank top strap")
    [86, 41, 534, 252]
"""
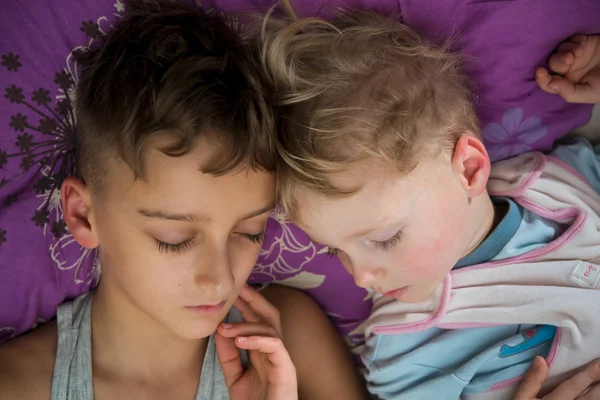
[51, 292, 94, 400]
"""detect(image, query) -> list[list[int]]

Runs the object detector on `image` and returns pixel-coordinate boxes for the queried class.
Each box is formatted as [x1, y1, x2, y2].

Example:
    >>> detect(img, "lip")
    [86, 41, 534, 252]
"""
[383, 286, 409, 299]
[186, 301, 227, 315]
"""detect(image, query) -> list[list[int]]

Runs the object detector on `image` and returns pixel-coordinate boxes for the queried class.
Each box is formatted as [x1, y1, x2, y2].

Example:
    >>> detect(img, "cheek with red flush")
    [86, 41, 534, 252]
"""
[394, 240, 454, 285]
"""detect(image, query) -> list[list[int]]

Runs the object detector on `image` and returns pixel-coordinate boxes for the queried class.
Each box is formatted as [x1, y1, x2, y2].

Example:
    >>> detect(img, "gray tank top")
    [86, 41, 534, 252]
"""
[51, 292, 244, 400]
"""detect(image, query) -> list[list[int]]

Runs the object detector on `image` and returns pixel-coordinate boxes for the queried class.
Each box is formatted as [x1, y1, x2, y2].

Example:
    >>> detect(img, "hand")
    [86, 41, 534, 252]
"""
[513, 356, 600, 400]
[215, 285, 298, 400]
[536, 35, 600, 103]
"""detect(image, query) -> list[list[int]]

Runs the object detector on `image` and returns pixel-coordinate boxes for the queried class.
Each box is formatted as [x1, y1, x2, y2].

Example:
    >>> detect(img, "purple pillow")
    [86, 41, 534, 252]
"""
[397, 0, 599, 161]
[1, 0, 598, 346]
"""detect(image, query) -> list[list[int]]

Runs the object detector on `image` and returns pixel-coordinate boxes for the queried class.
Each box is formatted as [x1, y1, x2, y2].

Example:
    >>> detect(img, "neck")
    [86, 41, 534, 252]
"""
[461, 192, 499, 258]
[91, 271, 208, 382]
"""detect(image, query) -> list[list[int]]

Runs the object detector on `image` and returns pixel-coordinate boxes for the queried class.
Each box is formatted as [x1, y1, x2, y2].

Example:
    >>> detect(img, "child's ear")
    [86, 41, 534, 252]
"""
[61, 176, 99, 249]
[451, 134, 491, 198]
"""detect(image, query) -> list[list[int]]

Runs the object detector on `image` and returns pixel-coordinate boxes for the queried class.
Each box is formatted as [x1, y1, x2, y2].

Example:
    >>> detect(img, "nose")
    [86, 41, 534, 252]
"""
[338, 253, 386, 289]
[353, 270, 376, 289]
[352, 265, 386, 289]
[193, 243, 235, 300]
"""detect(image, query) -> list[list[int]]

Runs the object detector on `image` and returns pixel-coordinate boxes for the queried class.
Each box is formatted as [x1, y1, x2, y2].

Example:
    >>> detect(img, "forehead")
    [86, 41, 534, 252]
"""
[296, 160, 445, 238]
[104, 139, 275, 219]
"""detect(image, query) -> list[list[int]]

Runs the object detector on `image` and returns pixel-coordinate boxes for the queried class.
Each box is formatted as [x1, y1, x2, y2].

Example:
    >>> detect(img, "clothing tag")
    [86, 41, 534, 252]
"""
[569, 261, 600, 289]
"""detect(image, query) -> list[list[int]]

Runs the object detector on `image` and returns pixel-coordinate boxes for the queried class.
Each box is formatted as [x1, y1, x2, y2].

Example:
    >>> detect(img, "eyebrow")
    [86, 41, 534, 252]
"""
[138, 204, 275, 223]
[242, 205, 276, 220]
[350, 226, 380, 238]
[350, 220, 403, 239]
[138, 210, 206, 222]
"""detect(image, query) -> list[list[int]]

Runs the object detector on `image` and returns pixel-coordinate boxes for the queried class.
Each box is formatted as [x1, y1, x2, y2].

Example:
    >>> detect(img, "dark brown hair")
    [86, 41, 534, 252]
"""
[75, 1, 276, 193]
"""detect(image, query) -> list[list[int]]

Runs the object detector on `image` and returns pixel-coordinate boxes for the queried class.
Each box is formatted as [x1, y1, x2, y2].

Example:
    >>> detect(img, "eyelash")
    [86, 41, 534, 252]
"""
[373, 231, 403, 251]
[155, 238, 194, 254]
[239, 231, 265, 244]
[325, 231, 402, 258]
[326, 246, 339, 258]
[154, 231, 265, 253]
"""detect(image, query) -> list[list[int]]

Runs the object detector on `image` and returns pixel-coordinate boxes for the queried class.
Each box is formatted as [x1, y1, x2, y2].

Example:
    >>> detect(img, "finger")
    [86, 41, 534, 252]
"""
[547, 76, 578, 100]
[236, 336, 298, 391]
[548, 52, 575, 75]
[215, 332, 244, 389]
[557, 41, 584, 58]
[572, 68, 600, 103]
[579, 382, 600, 400]
[238, 285, 281, 329]
[234, 296, 260, 323]
[514, 356, 548, 400]
[554, 69, 600, 104]
[218, 321, 280, 339]
[568, 34, 587, 46]
[544, 361, 600, 400]
[235, 336, 294, 371]
[536, 67, 557, 93]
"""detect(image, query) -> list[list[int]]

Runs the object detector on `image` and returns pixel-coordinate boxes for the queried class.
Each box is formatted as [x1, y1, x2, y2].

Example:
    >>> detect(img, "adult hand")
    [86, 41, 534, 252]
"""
[513, 356, 600, 399]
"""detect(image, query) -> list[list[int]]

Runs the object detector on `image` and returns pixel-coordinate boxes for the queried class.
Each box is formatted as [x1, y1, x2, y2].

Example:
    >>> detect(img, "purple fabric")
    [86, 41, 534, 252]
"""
[0, 0, 598, 346]
[397, 0, 599, 161]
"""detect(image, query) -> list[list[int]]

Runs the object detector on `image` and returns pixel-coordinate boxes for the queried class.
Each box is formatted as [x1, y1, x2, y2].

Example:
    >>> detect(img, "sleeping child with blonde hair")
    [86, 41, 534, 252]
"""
[259, 6, 600, 399]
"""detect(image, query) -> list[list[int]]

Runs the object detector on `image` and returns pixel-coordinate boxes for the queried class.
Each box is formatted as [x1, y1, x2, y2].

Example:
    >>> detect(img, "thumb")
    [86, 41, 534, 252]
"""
[550, 69, 600, 104]
[547, 77, 578, 102]
[514, 356, 548, 400]
[215, 332, 244, 389]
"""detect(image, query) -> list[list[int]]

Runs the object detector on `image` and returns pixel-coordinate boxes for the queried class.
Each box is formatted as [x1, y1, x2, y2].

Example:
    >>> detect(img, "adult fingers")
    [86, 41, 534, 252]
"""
[544, 361, 600, 400]
[579, 382, 600, 400]
[514, 356, 548, 400]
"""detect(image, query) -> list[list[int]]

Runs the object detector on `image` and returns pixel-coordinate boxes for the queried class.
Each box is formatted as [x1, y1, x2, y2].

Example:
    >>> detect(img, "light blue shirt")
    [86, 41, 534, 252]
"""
[363, 139, 600, 399]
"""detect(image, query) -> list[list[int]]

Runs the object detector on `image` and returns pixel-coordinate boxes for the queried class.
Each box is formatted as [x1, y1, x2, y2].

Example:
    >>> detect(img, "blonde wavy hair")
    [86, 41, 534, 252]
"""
[259, 2, 480, 220]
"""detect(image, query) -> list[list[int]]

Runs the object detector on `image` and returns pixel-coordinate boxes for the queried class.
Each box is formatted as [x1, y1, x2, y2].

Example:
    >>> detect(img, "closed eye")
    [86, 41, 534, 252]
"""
[237, 231, 265, 244]
[373, 230, 402, 251]
[326, 246, 339, 258]
[155, 238, 195, 253]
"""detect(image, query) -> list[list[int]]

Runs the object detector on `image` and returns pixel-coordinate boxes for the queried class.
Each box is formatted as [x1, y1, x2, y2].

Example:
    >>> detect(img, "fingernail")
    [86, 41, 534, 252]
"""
[595, 362, 600, 372]
[221, 323, 233, 329]
[237, 336, 248, 342]
[534, 356, 541, 367]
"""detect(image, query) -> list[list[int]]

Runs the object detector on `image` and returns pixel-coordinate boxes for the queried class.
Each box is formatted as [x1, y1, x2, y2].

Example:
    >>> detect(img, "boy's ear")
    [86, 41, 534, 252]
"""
[61, 176, 99, 249]
[451, 134, 491, 198]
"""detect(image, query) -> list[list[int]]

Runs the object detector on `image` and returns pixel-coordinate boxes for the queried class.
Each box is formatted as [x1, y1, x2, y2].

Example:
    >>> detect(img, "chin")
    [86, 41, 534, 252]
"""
[175, 322, 220, 340]
[169, 311, 228, 340]
[397, 294, 426, 303]
[397, 288, 436, 303]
